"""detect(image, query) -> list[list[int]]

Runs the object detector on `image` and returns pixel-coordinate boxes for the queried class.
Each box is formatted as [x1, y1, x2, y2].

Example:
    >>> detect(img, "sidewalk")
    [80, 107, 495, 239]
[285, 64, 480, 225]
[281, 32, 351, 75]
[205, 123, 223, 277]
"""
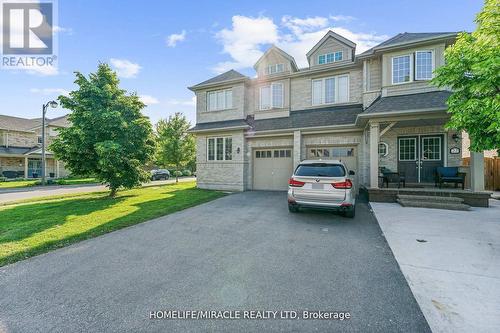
[371, 200, 500, 333]
[0, 177, 196, 204]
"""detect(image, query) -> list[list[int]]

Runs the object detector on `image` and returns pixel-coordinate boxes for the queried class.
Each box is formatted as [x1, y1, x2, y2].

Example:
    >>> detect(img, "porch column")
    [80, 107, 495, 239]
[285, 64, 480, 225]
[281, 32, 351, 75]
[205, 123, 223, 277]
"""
[56, 160, 60, 178]
[470, 151, 485, 191]
[24, 157, 28, 178]
[369, 122, 380, 188]
[293, 130, 302, 169]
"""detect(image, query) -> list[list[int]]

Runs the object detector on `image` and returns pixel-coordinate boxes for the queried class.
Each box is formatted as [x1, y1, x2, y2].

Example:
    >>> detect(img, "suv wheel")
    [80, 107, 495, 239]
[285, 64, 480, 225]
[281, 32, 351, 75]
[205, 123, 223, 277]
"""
[288, 204, 299, 213]
[344, 206, 355, 218]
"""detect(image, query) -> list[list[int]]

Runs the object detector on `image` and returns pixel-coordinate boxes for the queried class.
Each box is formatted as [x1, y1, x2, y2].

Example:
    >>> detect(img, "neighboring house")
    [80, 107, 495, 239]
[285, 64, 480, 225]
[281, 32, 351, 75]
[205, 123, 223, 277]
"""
[188, 31, 474, 191]
[0, 114, 70, 178]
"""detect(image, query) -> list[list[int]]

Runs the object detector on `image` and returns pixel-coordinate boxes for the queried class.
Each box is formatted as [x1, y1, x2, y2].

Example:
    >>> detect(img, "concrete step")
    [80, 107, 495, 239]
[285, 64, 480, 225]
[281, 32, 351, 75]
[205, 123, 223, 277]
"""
[397, 194, 464, 204]
[397, 199, 470, 211]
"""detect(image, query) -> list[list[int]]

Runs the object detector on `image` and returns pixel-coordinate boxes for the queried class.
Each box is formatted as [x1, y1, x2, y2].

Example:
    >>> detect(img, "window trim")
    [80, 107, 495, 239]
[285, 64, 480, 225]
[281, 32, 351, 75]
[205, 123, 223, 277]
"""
[398, 137, 417, 161]
[266, 63, 285, 75]
[318, 51, 343, 65]
[206, 89, 233, 112]
[391, 54, 413, 85]
[259, 82, 284, 110]
[311, 74, 350, 106]
[414, 50, 435, 81]
[421, 136, 441, 161]
[206, 136, 233, 161]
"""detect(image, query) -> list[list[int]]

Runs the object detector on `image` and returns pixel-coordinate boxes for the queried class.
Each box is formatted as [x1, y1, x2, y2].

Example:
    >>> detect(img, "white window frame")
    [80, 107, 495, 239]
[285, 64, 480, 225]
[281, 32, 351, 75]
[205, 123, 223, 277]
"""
[259, 82, 284, 110]
[398, 137, 417, 161]
[266, 63, 285, 75]
[421, 136, 441, 161]
[415, 50, 434, 81]
[318, 51, 343, 65]
[206, 136, 232, 161]
[391, 54, 413, 85]
[311, 74, 349, 106]
[206, 89, 233, 111]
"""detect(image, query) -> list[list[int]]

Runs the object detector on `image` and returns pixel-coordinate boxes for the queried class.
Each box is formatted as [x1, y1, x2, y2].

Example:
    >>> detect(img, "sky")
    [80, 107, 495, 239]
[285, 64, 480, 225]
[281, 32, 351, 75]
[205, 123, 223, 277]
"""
[0, 0, 483, 126]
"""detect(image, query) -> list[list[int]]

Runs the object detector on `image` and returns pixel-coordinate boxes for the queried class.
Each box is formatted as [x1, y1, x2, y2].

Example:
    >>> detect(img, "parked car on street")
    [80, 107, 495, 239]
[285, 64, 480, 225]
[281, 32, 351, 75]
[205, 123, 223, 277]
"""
[150, 169, 170, 181]
[287, 160, 356, 217]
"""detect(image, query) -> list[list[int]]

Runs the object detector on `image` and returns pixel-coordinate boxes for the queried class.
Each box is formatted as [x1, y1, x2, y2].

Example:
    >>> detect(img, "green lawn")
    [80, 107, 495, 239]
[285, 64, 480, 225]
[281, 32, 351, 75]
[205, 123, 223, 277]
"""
[0, 177, 98, 189]
[0, 181, 224, 266]
[0, 179, 37, 189]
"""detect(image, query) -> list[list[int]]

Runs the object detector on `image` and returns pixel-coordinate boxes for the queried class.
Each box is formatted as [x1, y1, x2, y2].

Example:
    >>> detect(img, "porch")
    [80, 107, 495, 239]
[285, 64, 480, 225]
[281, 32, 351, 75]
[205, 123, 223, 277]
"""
[364, 115, 491, 207]
[0, 148, 67, 179]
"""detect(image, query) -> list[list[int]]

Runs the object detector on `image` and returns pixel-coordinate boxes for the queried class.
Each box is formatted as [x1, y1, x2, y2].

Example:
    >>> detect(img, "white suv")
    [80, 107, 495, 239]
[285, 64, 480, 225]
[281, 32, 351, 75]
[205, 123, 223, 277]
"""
[287, 160, 356, 218]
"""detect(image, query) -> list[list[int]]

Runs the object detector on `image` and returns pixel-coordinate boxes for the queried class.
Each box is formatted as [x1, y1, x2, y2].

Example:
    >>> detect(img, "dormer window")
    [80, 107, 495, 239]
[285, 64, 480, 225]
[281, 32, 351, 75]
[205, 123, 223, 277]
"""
[415, 50, 433, 80]
[207, 89, 232, 111]
[266, 63, 285, 75]
[318, 51, 343, 65]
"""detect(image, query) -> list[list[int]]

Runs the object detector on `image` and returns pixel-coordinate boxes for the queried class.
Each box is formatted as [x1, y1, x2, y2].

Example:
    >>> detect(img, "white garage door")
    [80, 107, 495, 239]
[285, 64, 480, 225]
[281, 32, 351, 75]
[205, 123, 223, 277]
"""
[307, 146, 358, 188]
[253, 148, 294, 190]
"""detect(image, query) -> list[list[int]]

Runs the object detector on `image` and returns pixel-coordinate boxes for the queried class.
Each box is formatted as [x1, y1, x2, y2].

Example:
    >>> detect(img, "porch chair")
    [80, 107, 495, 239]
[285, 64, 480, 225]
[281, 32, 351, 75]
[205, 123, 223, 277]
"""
[379, 167, 406, 188]
[435, 167, 465, 190]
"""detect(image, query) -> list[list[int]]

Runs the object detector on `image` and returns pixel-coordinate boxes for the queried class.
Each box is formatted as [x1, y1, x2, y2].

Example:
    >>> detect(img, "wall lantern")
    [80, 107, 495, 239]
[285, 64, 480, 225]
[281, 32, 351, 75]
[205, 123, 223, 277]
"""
[452, 133, 461, 143]
[236, 147, 241, 154]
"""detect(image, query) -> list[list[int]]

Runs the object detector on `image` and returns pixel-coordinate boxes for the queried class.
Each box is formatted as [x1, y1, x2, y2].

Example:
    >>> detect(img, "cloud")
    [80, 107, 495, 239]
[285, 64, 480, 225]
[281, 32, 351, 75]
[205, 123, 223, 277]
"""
[27, 65, 59, 76]
[329, 15, 356, 22]
[139, 95, 160, 105]
[53, 25, 73, 35]
[166, 97, 196, 106]
[30, 88, 70, 96]
[213, 14, 387, 71]
[213, 15, 279, 73]
[167, 30, 187, 47]
[110, 58, 141, 78]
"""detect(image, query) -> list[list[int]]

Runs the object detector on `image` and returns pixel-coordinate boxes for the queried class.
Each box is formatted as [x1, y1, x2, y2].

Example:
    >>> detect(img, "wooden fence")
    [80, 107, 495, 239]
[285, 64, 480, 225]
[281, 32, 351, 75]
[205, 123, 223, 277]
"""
[462, 157, 500, 191]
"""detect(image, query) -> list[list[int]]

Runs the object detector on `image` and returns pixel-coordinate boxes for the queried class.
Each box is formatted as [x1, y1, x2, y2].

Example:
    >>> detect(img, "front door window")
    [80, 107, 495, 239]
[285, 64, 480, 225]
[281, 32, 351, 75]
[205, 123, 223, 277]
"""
[28, 159, 42, 178]
[397, 135, 443, 183]
[421, 136, 441, 160]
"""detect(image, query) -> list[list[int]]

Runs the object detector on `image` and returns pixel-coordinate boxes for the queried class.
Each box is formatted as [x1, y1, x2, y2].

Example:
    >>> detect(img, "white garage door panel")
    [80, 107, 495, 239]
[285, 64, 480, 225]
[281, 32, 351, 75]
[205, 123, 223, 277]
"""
[307, 146, 358, 189]
[253, 148, 293, 191]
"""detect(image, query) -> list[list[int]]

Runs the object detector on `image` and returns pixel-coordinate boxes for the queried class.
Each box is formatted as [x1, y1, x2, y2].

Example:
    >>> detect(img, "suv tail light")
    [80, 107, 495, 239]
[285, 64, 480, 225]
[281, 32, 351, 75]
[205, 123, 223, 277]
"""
[332, 179, 353, 189]
[288, 178, 305, 187]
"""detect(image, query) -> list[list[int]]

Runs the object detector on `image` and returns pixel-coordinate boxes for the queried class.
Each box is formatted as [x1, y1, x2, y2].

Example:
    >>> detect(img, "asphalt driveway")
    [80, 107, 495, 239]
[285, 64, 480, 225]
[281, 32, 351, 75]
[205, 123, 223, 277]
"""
[0, 191, 429, 332]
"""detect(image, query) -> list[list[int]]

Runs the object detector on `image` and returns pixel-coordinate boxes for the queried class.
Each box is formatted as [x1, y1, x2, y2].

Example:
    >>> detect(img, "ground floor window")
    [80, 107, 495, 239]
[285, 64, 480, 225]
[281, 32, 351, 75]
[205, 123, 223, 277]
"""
[378, 142, 388, 157]
[207, 137, 232, 161]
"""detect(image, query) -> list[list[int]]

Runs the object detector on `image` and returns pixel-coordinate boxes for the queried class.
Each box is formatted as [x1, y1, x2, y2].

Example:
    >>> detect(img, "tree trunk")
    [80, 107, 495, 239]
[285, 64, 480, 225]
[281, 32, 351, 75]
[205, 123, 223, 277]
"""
[176, 164, 179, 183]
[109, 187, 118, 198]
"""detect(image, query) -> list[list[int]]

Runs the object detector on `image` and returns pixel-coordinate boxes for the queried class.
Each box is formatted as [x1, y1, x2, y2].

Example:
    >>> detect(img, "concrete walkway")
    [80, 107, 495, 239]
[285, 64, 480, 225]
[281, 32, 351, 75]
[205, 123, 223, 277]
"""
[0, 177, 196, 204]
[371, 199, 500, 333]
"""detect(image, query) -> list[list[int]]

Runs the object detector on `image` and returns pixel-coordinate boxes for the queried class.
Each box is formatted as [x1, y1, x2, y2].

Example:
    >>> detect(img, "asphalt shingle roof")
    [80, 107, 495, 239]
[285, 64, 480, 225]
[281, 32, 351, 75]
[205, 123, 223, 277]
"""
[0, 114, 70, 131]
[190, 70, 247, 89]
[189, 118, 249, 132]
[0, 146, 32, 155]
[252, 104, 362, 131]
[363, 91, 452, 114]
[359, 32, 458, 56]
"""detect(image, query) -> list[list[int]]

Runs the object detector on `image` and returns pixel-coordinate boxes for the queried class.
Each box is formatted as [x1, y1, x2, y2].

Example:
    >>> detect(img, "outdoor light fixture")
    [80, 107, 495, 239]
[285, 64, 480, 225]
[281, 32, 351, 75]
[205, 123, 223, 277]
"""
[237, 147, 241, 154]
[41, 100, 58, 185]
[452, 133, 461, 143]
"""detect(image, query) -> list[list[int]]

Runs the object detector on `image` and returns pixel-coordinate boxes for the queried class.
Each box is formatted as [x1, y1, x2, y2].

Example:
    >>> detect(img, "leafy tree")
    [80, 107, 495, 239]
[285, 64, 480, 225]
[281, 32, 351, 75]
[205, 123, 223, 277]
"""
[156, 113, 195, 182]
[432, 0, 500, 153]
[51, 63, 156, 196]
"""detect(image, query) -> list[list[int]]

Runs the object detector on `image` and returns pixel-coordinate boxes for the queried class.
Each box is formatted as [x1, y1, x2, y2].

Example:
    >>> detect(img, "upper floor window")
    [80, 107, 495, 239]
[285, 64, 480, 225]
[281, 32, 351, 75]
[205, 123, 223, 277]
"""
[312, 75, 349, 105]
[266, 63, 285, 75]
[318, 51, 343, 65]
[207, 137, 232, 161]
[392, 55, 411, 84]
[415, 50, 433, 80]
[260, 83, 284, 110]
[207, 89, 232, 111]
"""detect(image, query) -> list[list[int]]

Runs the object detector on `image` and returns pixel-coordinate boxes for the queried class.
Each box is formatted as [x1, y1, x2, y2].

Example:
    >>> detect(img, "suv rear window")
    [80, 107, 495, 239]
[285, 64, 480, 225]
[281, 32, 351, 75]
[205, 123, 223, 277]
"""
[295, 163, 345, 177]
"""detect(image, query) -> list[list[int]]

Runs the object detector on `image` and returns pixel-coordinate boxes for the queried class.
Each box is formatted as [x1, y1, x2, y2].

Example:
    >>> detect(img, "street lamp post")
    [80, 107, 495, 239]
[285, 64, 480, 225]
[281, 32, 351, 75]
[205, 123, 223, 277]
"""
[41, 100, 58, 185]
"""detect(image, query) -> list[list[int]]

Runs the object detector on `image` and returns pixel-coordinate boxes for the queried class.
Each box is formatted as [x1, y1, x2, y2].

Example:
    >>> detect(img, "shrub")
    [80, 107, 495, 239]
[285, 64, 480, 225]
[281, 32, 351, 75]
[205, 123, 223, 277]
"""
[182, 170, 192, 176]
[0, 177, 7, 182]
[173, 170, 183, 177]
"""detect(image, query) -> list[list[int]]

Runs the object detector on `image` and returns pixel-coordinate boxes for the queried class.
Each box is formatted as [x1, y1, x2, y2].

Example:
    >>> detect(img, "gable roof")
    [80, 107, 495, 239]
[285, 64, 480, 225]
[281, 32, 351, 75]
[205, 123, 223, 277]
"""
[359, 32, 458, 57]
[0, 115, 39, 132]
[0, 114, 70, 132]
[253, 45, 299, 72]
[362, 91, 452, 115]
[189, 70, 248, 90]
[306, 30, 356, 58]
